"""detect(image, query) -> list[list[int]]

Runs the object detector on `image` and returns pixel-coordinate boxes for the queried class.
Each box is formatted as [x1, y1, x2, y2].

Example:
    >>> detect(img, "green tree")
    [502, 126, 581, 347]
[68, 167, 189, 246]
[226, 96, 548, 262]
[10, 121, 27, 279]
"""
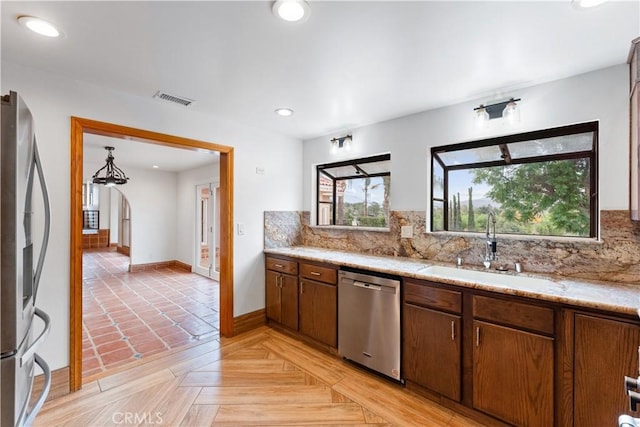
[468, 187, 475, 232]
[362, 177, 381, 217]
[456, 192, 463, 230]
[472, 159, 590, 235]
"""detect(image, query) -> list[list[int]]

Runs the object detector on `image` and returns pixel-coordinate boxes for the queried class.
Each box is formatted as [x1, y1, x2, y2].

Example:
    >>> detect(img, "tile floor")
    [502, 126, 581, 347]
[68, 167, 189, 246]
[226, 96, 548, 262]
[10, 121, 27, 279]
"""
[82, 248, 219, 379]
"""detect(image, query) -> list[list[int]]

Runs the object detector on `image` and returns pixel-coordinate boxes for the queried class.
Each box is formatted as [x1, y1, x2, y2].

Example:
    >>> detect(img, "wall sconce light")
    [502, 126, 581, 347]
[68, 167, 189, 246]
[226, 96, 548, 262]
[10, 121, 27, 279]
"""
[330, 134, 352, 154]
[474, 97, 521, 128]
[92, 146, 129, 187]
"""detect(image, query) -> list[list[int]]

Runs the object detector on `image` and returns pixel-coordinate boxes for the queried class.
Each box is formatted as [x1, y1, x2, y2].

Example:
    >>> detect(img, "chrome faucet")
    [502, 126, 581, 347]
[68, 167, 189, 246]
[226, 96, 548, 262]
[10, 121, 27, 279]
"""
[484, 211, 497, 267]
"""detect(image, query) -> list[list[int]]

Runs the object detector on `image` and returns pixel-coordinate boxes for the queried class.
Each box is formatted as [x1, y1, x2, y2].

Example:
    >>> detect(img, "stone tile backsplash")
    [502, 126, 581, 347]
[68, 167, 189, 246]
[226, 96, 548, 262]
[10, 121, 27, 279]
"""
[264, 210, 640, 284]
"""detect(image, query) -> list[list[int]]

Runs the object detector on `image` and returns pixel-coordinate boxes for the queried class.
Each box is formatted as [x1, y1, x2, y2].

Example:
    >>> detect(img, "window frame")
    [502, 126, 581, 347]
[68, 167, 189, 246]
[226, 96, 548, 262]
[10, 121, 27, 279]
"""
[430, 121, 599, 238]
[316, 153, 391, 227]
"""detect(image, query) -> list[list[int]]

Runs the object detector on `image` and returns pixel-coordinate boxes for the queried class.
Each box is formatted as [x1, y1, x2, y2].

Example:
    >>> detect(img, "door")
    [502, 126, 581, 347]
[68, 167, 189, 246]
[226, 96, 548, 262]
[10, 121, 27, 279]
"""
[574, 314, 640, 426]
[403, 304, 461, 401]
[195, 182, 219, 280]
[473, 320, 554, 427]
[265, 271, 282, 323]
[299, 279, 337, 347]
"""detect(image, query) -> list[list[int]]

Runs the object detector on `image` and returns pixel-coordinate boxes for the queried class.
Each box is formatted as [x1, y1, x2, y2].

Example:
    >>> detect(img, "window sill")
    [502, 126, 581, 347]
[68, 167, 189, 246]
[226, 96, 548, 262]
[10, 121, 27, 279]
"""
[310, 225, 391, 233]
[426, 230, 603, 244]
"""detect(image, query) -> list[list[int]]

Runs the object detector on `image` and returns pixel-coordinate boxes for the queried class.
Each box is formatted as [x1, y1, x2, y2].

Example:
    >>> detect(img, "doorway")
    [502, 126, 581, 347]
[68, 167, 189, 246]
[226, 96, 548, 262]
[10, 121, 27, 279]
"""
[70, 117, 234, 392]
[195, 182, 220, 280]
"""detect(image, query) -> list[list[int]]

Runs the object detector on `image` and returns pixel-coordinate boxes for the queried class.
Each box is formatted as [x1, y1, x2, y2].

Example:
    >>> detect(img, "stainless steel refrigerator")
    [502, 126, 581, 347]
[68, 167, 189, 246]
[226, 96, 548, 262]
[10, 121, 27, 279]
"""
[1, 91, 52, 426]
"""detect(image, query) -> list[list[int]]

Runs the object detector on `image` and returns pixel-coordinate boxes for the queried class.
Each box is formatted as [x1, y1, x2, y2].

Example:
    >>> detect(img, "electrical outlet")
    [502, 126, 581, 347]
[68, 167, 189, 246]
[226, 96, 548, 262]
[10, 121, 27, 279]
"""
[401, 225, 413, 238]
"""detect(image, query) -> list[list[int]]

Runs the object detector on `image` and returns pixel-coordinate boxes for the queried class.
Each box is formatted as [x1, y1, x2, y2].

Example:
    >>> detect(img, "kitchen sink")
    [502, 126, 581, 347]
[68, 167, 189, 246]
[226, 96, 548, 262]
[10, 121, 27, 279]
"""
[418, 265, 554, 288]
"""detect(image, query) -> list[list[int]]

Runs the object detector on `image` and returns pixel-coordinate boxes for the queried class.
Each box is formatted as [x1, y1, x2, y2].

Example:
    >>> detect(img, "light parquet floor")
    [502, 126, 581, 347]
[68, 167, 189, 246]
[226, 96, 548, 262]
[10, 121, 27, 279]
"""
[35, 326, 489, 426]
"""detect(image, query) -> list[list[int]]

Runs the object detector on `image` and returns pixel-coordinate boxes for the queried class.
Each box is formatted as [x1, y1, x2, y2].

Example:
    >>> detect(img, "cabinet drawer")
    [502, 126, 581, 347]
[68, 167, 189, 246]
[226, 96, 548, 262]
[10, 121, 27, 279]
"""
[404, 280, 461, 314]
[300, 262, 337, 285]
[266, 256, 298, 275]
[473, 295, 554, 335]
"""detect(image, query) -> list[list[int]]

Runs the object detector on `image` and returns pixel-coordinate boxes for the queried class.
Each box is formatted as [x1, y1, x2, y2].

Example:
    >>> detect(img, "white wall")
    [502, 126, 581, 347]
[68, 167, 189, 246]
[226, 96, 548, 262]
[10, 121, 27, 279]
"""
[84, 161, 179, 265]
[1, 61, 303, 370]
[303, 65, 629, 214]
[176, 162, 220, 267]
[109, 188, 119, 244]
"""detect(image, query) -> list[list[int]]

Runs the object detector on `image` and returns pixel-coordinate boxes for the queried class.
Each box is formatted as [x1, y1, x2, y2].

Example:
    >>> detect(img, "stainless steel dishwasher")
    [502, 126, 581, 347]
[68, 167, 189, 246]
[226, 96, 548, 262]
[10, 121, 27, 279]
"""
[338, 269, 402, 381]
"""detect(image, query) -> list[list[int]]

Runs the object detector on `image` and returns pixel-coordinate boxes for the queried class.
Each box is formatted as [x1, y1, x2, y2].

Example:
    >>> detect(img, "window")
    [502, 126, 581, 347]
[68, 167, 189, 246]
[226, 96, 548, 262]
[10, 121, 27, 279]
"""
[317, 154, 391, 228]
[431, 122, 598, 238]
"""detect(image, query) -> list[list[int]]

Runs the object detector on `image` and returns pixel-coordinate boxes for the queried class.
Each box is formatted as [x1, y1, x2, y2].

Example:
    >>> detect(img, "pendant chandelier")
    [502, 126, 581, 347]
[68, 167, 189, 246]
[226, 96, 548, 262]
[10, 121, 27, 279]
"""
[92, 146, 129, 187]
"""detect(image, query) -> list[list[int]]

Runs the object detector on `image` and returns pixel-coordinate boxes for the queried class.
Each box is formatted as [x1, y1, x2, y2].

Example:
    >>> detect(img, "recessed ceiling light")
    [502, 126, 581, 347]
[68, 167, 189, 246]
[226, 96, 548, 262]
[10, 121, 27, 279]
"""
[152, 165, 159, 169]
[17, 16, 62, 38]
[272, 0, 310, 23]
[275, 108, 294, 117]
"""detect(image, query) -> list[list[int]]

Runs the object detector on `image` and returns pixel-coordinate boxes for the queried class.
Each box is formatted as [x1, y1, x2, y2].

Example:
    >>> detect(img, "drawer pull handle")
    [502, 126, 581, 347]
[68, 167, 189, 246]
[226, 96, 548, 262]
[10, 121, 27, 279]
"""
[300, 282, 304, 294]
[274, 263, 284, 268]
[451, 321, 455, 341]
[476, 327, 480, 347]
[310, 271, 321, 276]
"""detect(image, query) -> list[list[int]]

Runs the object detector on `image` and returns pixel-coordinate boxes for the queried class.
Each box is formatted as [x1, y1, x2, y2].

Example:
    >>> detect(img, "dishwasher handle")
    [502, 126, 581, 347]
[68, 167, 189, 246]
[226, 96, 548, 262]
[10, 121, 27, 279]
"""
[352, 280, 382, 291]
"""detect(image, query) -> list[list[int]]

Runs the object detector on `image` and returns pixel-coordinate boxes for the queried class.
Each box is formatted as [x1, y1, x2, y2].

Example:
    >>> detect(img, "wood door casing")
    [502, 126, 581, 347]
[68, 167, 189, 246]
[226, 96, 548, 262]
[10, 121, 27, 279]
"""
[299, 279, 337, 347]
[473, 320, 554, 427]
[403, 303, 461, 401]
[574, 314, 640, 426]
[70, 117, 234, 391]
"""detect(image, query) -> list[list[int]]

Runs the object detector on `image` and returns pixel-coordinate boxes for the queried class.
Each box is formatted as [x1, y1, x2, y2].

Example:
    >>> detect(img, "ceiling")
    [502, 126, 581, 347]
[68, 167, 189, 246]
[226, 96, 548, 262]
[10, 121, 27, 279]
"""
[2, 1, 639, 147]
[83, 134, 219, 173]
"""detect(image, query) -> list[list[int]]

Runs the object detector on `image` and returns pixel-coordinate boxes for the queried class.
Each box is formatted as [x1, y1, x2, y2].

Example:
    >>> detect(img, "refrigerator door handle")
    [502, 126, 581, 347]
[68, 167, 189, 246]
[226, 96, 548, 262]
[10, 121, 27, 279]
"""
[18, 353, 51, 427]
[20, 308, 51, 367]
[32, 140, 51, 301]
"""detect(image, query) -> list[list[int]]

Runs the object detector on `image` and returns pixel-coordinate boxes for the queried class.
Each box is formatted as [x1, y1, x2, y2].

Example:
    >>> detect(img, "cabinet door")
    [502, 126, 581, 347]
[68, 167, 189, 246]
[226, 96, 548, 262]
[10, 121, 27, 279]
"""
[473, 320, 554, 427]
[574, 314, 640, 426]
[299, 280, 337, 347]
[280, 274, 298, 331]
[265, 270, 282, 323]
[403, 304, 461, 401]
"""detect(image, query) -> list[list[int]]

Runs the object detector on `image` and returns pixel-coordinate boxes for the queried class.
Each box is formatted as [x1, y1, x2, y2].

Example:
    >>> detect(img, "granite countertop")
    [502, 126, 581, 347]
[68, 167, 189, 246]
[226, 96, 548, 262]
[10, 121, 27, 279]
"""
[264, 246, 640, 317]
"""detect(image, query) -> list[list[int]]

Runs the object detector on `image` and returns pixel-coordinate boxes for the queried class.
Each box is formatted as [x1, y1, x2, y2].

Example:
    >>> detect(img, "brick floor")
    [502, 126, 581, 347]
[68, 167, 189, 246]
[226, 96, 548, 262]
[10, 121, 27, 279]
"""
[82, 248, 219, 379]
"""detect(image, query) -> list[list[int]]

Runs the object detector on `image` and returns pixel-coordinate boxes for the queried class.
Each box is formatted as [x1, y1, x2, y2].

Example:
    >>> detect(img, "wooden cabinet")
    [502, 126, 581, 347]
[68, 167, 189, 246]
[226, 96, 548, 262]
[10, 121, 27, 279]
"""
[574, 313, 640, 426]
[265, 257, 298, 331]
[404, 304, 461, 401]
[299, 261, 337, 347]
[472, 295, 554, 427]
[403, 279, 462, 401]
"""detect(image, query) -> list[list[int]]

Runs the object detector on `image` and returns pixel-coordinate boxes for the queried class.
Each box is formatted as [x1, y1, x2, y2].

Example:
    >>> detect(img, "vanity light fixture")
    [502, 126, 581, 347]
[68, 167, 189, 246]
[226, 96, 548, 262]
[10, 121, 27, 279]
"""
[275, 108, 294, 117]
[92, 146, 129, 187]
[473, 97, 521, 128]
[17, 16, 62, 38]
[272, 0, 310, 23]
[330, 134, 352, 155]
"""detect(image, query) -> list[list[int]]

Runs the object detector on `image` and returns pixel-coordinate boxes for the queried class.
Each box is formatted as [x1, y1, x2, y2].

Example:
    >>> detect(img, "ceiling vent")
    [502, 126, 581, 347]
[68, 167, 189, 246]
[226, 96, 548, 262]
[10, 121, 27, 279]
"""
[153, 91, 194, 107]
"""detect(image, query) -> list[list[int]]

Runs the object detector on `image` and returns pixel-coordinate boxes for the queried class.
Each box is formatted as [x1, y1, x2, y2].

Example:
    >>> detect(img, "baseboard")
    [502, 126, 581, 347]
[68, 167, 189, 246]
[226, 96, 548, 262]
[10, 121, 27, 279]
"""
[173, 260, 192, 271]
[116, 245, 130, 256]
[109, 243, 117, 248]
[32, 366, 69, 404]
[233, 309, 266, 336]
[129, 260, 192, 273]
